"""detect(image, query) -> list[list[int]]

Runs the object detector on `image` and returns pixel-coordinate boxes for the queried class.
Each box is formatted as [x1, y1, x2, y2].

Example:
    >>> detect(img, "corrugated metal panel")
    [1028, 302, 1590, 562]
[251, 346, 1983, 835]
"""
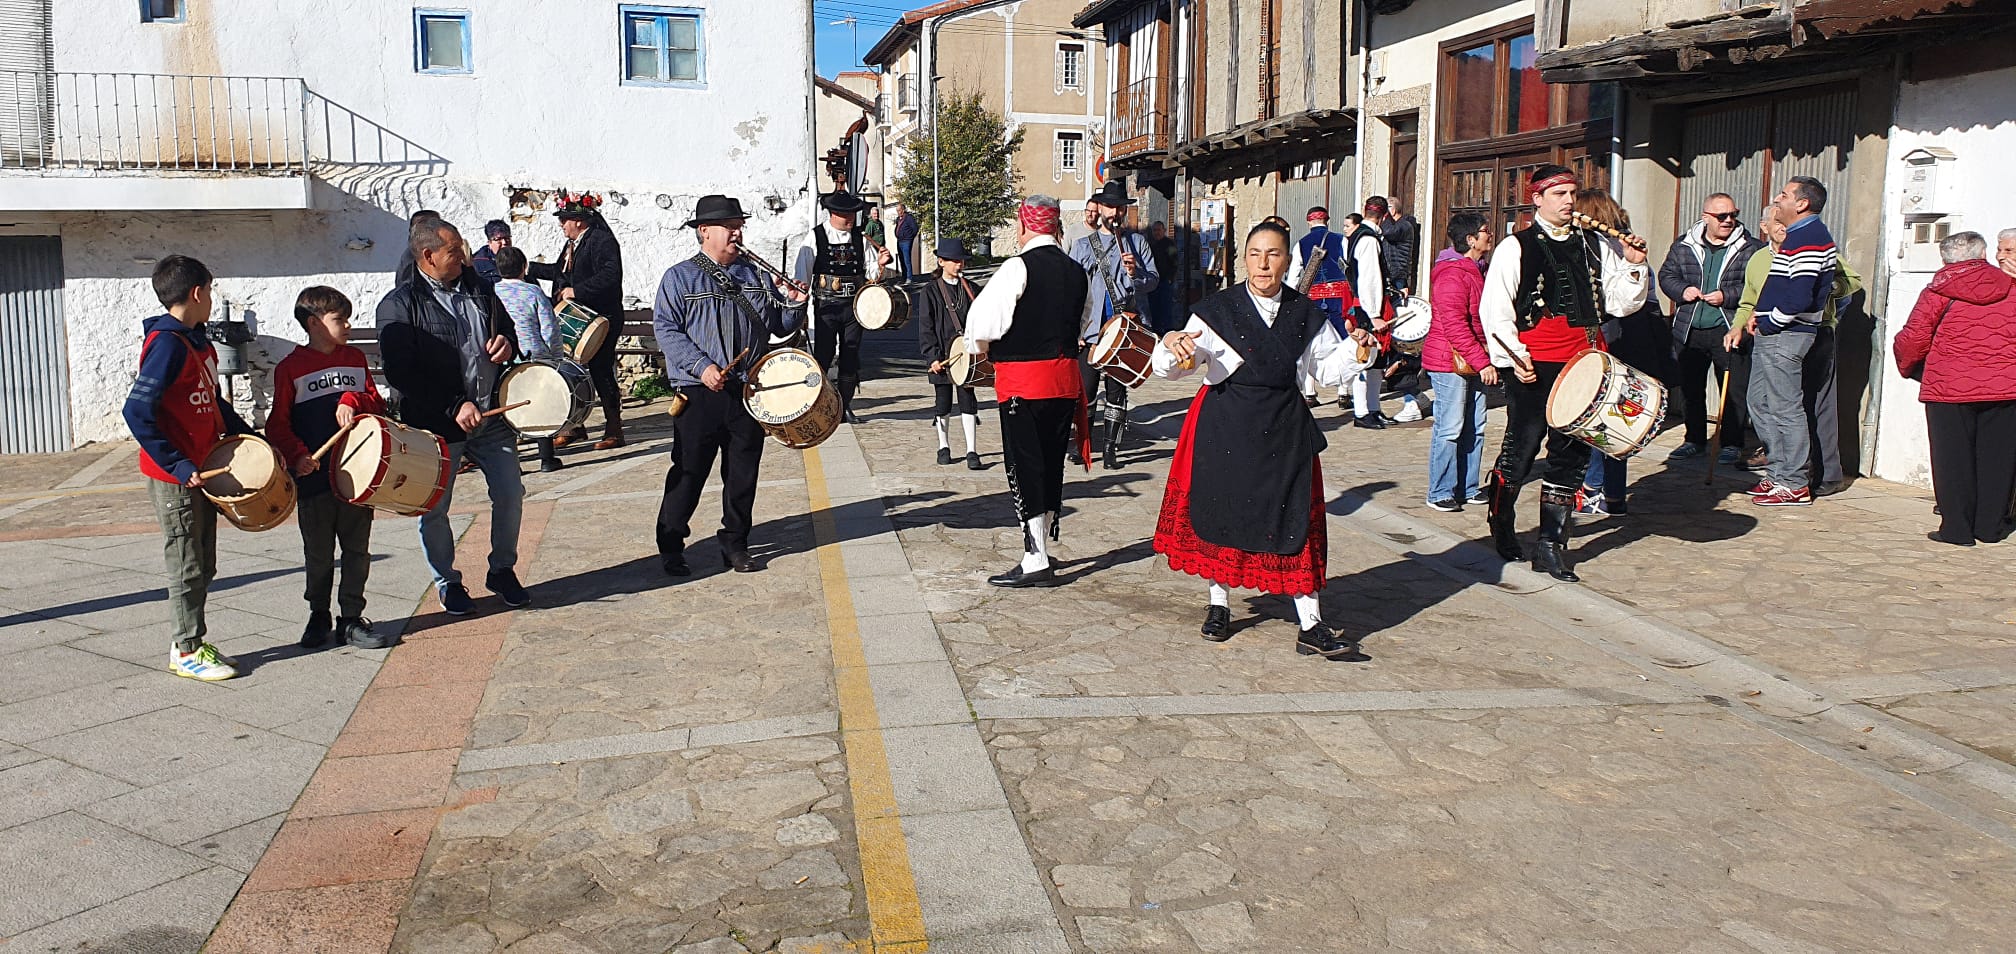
[0, 0, 53, 164]
[0, 236, 71, 454]
[1681, 104, 1770, 224]
[1772, 88, 1857, 240]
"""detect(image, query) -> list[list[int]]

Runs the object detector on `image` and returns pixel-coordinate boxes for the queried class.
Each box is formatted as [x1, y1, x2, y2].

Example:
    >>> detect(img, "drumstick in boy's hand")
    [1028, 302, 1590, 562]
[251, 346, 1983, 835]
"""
[196, 466, 232, 481]
[482, 400, 531, 418]
[309, 421, 357, 463]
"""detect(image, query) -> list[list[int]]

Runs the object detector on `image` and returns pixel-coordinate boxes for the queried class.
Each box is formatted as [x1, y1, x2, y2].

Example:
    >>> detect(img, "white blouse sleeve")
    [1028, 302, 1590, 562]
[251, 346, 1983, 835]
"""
[1302, 319, 1369, 389]
[1150, 313, 1239, 384]
[964, 255, 1028, 351]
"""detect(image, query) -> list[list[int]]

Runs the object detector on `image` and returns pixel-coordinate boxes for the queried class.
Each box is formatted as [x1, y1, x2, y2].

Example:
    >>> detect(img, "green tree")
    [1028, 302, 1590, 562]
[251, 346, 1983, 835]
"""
[893, 89, 1024, 255]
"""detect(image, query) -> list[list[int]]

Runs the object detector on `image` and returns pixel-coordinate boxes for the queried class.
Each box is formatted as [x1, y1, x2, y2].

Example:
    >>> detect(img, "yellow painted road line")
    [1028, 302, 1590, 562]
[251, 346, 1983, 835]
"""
[804, 447, 930, 953]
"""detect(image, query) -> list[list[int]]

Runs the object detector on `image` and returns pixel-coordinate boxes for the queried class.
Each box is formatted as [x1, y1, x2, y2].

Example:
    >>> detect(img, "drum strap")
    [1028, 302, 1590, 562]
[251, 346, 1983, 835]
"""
[691, 253, 763, 375]
[932, 278, 975, 357]
[1088, 232, 1130, 321]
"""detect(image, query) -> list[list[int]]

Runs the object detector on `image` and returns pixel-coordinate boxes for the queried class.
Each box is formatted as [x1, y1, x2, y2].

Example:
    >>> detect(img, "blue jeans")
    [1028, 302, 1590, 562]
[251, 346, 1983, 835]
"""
[898, 239, 916, 281]
[1582, 447, 1626, 501]
[1427, 371, 1487, 503]
[418, 418, 524, 587]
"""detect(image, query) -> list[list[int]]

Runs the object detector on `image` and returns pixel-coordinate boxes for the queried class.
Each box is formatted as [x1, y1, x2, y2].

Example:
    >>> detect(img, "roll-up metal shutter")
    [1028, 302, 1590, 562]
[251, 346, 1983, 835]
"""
[0, 236, 72, 454]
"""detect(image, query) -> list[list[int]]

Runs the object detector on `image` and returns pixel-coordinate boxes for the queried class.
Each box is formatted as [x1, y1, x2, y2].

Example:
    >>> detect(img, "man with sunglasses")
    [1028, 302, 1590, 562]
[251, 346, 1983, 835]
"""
[1660, 194, 1767, 464]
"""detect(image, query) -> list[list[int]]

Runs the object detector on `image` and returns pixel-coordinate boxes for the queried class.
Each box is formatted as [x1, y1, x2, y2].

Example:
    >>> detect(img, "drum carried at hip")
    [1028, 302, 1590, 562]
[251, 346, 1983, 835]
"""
[744, 348, 842, 449]
[328, 414, 452, 517]
[497, 357, 597, 438]
[198, 435, 297, 532]
[1389, 297, 1431, 354]
[947, 335, 992, 389]
[1090, 314, 1156, 388]
[554, 300, 611, 363]
[1547, 350, 1669, 460]
[853, 282, 913, 332]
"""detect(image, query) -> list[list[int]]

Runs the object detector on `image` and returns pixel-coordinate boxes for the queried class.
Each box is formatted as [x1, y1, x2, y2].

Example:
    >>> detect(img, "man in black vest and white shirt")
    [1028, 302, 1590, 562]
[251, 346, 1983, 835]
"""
[792, 190, 889, 421]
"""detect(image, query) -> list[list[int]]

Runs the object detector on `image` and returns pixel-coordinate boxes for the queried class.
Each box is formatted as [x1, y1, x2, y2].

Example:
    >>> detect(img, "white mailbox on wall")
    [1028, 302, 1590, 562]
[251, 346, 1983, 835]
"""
[1900, 146, 1957, 216]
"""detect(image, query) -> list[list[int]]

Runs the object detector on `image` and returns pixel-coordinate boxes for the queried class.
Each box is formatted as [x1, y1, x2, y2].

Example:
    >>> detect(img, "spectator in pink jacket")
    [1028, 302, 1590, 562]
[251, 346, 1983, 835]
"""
[1894, 231, 2016, 545]
[1423, 213, 1498, 511]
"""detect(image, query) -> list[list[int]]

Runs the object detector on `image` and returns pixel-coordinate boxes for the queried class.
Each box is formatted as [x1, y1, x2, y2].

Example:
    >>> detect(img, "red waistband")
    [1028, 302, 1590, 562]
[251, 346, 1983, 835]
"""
[1520, 315, 1606, 365]
[994, 357, 1082, 401]
[1306, 281, 1356, 302]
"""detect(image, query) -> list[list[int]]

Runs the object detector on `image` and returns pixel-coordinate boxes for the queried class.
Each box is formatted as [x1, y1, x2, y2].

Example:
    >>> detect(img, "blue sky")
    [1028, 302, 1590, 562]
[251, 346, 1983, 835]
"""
[814, 2, 912, 78]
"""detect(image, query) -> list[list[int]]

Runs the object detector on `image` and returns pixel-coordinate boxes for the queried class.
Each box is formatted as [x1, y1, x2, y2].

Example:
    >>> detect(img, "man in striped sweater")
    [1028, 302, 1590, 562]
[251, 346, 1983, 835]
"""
[1744, 176, 1838, 507]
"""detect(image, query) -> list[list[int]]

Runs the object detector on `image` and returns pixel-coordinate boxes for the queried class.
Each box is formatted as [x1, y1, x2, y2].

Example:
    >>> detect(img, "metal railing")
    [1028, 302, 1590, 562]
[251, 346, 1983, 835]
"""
[0, 71, 307, 173]
[1112, 77, 1170, 159]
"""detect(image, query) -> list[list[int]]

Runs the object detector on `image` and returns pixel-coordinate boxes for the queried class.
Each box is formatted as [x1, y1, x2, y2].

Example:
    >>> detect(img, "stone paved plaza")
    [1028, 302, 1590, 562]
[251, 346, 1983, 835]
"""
[4, 334, 2016, 953]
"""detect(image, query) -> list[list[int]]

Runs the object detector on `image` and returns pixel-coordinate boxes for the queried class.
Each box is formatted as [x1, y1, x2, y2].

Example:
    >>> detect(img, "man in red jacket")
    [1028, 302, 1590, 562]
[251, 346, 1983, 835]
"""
[1894, 231, 2016, 545]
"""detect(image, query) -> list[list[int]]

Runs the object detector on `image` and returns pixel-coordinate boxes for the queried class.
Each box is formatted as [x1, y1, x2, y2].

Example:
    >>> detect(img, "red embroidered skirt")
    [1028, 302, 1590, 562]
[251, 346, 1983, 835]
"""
[1152, 388, 1327, 596]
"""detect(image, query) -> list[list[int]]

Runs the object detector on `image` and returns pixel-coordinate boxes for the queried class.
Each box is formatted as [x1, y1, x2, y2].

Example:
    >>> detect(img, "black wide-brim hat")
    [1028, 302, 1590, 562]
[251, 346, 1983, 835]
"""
[820, 191, 869, 215]
[1088, 181, 1134, 207]
[935, 237, 967, 261]
[685, 195, 749, 228]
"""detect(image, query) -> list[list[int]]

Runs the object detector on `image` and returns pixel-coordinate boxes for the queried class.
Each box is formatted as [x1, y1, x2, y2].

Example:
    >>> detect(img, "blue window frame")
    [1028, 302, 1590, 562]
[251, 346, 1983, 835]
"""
[621, 5, 705, 88]
[414, 9, 473, 75]
[140, 0, 185, 23]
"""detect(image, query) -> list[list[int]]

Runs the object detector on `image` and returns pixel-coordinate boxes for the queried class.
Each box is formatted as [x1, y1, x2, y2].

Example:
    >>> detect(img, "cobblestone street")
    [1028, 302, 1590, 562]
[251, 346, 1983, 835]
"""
[4, 334, 2016, 953]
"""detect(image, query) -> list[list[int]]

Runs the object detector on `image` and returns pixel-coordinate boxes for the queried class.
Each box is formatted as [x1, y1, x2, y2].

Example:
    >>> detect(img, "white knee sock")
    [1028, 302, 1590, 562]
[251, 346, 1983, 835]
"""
[1208, 581, 1229, 607]
[1021, 514, 1050, 572]
[1354, 369, 1384, 416]
[961, 413, 979, 454]
[1292, 594, 1321, 629]
[934, 416, 949, 451]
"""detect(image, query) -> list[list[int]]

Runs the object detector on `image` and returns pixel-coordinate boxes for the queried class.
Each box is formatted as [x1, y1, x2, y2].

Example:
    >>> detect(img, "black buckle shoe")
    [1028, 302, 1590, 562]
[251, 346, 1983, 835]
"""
[965, 452, 984, 471]
[937, 447, 953, 466]
[661, 553, 691, 577]
[723, 550, 759, 573]
[1352, 415, 1386, 430]
[1530, 542, 1580, 583]
[1200, 606, 1231, 642]
[988, 564, 1058, 588]
[1296, 623, 1365, 660]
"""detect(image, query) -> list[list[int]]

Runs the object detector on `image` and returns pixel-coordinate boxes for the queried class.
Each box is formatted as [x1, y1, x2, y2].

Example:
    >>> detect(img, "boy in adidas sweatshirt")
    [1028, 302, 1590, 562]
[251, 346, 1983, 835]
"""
[123, 255, 255, 681]
[1745, 176, 1839, 507]
[268, 287, 395, 650]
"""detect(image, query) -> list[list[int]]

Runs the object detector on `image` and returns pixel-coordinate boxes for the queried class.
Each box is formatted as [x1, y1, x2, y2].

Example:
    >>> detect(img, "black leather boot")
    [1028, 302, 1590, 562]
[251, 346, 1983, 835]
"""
[1485, 470, 1523, 562]
[1531, 484, 1581, 583]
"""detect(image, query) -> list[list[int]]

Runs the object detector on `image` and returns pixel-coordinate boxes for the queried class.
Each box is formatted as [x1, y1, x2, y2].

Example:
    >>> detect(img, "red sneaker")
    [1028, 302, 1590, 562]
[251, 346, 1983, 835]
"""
[1745, 479, 1775, 497]
[1753, 485, 1812, 507]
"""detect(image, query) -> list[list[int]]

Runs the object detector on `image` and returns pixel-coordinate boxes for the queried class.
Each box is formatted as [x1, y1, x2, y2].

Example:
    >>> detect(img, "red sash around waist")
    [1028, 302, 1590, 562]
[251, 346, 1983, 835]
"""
[994, 356, 1091, 471]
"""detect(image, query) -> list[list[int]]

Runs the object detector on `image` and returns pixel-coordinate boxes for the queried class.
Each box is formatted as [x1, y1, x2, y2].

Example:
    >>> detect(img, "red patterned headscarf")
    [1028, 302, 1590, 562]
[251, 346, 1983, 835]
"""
[1018, 201, 1060, 235]
[1529, 171, 1580, 198]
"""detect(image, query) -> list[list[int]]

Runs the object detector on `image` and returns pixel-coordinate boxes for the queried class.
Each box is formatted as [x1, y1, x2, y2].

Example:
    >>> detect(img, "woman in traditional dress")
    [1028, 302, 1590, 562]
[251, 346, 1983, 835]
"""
[1150, 222, 1370, 660]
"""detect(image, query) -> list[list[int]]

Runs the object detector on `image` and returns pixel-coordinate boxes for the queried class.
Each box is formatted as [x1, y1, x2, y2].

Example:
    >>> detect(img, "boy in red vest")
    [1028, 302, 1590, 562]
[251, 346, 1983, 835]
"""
[267, 286, 394, 651]
[121, 255, 253, 681]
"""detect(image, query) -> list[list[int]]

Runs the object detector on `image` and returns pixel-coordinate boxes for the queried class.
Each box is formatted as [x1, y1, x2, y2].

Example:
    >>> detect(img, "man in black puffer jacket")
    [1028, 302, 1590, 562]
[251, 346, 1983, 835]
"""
[378, 217, 529, 617]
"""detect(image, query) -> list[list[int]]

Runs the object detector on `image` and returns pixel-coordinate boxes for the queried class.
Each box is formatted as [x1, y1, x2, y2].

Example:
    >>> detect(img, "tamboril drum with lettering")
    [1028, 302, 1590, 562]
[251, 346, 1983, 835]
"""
[1546, 350, 1668, 460]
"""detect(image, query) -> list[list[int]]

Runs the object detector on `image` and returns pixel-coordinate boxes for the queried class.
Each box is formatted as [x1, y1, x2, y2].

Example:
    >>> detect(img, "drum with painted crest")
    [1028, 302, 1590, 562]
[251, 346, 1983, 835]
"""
[555, 300, 611, 363]
[1546, 350, 1669, 460]
[947, 336, 992, 389]
[199, 435, 297, 532]
[744, 348, 842, 449]
[1089, 314, 1157, 389]
[330, 414, 451, 517]
[1390, 296, 1431, 354]
[497, 357, 596, 439]
[853, 283, 913, 331]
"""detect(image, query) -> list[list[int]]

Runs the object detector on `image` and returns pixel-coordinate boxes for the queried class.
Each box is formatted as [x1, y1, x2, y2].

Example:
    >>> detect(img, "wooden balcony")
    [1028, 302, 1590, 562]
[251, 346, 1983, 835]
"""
[1110, 77, 1170, 164]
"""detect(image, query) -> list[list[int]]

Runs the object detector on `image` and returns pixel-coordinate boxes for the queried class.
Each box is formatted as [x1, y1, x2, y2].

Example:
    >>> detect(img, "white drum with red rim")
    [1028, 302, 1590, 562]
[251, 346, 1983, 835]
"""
[1546, 350, 1669, 460]
[1089, 314, 1156, 389]
[331, 414, 451, 516]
